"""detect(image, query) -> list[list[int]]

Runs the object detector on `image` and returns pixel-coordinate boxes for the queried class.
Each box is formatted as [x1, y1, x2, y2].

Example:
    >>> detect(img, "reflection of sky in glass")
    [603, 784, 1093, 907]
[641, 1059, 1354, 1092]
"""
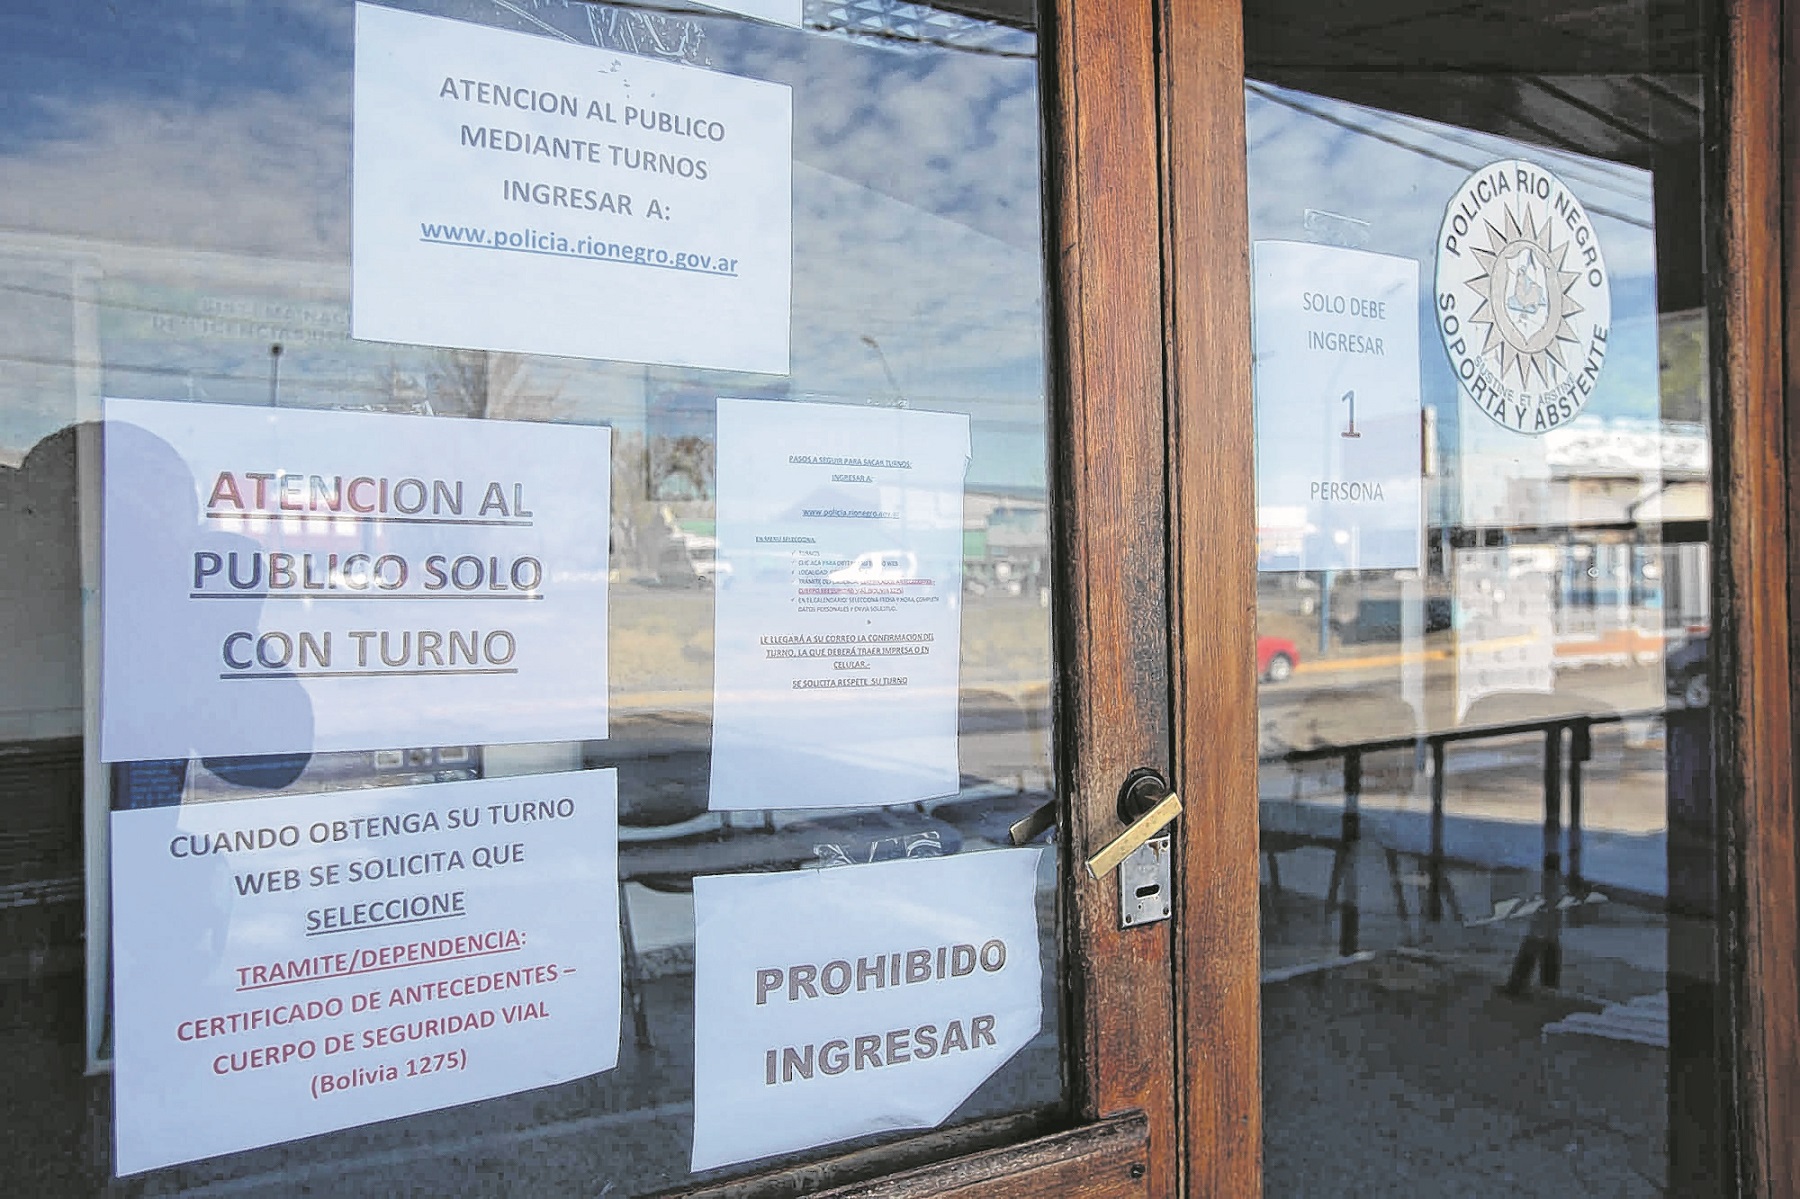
[1247, 81, 1661, 526]
[0, 0, 1047, 488]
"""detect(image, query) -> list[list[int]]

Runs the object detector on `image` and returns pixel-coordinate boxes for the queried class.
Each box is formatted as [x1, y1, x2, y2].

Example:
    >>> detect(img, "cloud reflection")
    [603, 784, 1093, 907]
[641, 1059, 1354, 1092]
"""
[0, 2, 1049, 488]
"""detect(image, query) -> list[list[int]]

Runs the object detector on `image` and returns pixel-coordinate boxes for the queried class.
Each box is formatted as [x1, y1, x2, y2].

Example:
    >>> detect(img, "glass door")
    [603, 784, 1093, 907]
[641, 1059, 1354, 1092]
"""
[1217, 0, 1790, 1191]
[0, 1, 1189, 1194]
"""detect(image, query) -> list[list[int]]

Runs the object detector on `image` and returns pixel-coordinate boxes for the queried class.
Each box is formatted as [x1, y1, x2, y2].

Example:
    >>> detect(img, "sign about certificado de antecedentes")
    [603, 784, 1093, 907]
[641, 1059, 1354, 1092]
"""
[99, 398, 609, 762]
[110, 770, 620, 1175]
[351, 3, 793, 374]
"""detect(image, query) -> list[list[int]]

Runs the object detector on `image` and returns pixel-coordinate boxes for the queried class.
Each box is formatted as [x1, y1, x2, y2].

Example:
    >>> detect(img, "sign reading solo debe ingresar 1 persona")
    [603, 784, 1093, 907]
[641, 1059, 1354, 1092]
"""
[100, 398, 609, 762]
[1252, 241, 1423, 572]
[352, 3, 793, 375]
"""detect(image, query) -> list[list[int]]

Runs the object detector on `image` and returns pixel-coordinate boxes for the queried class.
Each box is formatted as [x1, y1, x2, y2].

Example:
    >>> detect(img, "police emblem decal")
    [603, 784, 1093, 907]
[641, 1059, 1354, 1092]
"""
[1434, 159, 1611, 435]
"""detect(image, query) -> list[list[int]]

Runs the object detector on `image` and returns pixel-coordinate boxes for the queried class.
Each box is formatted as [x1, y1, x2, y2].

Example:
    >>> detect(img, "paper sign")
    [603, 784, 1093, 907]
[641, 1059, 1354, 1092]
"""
[691, 850, 1046, 1172]
[352, 3, 793, 374]
[1253, 241, 1422, 571]
[709, 398, 969, 810]
[101, 398, 609, 761]
[111, 770, 620, 1175]
[1455, 546, 1557, 721]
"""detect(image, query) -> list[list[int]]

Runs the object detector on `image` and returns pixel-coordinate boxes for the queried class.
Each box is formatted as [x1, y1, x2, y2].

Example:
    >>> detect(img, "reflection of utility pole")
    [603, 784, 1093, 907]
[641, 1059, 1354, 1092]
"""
[1319, 569, 1335, 655]
[859, 335, 906, 407]
[268, 343, 283, 407]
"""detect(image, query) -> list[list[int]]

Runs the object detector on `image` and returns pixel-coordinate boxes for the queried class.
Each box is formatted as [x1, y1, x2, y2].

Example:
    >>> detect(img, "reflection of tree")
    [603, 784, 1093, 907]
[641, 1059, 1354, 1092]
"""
[610, 429, 718, 577]
[1659, 310, 1707, 423]
[427, 350, 564, 421]
[650, 434, 714, 501]
[612, 431, 653, 573]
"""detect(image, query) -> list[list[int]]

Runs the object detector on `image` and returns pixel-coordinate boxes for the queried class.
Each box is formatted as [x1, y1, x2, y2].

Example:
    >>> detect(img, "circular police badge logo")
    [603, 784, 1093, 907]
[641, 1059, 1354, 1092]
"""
[1435, 159, 1610, 435]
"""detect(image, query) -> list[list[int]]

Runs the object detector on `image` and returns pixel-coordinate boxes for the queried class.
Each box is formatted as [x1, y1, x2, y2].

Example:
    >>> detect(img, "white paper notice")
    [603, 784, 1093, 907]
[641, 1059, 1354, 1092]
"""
[111, 770, 620, 1175]
[691, 850, 1046, 1172]
[709, 398, 969, 810]
[1455, 546, 1557, 721]
[1252, 241, 1423, 571]
[352, 3, 793, 374]
[100, 398, 609, 761]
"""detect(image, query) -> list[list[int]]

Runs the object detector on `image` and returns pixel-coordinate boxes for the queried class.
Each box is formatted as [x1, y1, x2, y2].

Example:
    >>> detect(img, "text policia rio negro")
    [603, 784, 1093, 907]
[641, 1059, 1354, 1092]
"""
[756, 940, 1010, 1087]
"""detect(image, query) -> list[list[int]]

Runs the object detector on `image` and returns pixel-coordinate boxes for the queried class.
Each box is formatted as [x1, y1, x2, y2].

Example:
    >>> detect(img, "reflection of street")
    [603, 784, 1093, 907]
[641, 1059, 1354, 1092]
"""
[1258, 639, 1675, 986]
[1260, 647, 1663, 753]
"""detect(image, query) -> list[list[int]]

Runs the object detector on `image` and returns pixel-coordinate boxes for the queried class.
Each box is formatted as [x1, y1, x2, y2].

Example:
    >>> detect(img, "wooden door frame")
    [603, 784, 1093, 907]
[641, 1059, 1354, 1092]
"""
[1746, 0, 1800, 1193]
[1151, 0, 1800, 1194]
[687, 0, 1186, 1193]
[1160, 0, 1263, 1196]
[1152, 0, 1800, 1195]
[699, 0, 1800, 1192]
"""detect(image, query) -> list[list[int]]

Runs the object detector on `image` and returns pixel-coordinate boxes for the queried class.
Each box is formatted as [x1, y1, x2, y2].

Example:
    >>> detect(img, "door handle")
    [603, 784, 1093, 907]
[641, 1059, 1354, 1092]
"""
[1085, 781, 1181, 880]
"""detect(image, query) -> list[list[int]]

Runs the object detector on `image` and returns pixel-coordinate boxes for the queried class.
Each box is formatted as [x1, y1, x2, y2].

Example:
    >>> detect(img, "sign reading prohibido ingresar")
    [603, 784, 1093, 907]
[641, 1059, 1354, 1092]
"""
[100, 398, 609, 761]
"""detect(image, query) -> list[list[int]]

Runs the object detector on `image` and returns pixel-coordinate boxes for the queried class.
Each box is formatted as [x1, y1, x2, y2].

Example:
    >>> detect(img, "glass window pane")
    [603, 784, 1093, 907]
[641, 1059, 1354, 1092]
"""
[0, 2, 1060, 1191]
[1245, 2, 1723, 1191]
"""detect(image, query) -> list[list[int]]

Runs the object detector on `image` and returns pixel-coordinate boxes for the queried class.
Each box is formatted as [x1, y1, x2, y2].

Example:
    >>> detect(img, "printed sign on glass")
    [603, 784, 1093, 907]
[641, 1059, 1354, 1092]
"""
[111, 770, 620, 1175]
[352, 3, 793, 374]
[1454, 546, 1557, 721]
[100, 398, 609, 761]
[691, 850, 1046, 1171]
[709, 398, 969, 811]
[1253, 241, 1423, 571]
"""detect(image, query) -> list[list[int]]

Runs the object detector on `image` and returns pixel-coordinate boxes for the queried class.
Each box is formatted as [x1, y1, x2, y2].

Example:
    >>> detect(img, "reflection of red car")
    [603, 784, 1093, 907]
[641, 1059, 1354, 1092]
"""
[1256, 635, 1299, 683]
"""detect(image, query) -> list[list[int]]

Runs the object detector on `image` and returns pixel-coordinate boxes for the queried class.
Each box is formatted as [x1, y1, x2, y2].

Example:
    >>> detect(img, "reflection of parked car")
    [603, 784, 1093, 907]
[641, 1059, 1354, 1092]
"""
[1257, 635, 1299, 683]
[829, 550, 918, 584]
[1665, 629, 1710, 708]
[1257, 572, 1320, 615]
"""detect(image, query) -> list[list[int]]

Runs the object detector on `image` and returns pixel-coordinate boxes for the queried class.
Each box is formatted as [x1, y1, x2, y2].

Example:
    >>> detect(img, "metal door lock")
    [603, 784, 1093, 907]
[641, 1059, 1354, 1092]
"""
[1087, 771, 1179, 929]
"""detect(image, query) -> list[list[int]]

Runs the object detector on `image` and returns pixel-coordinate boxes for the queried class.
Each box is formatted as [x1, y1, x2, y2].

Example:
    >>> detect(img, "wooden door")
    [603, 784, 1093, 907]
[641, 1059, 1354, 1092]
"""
[685, 0, 1257, 1192]
[0, 1, 1214, 1193]
[1149, 0, 1800, 1195]
[682, 0, 1237, 1192]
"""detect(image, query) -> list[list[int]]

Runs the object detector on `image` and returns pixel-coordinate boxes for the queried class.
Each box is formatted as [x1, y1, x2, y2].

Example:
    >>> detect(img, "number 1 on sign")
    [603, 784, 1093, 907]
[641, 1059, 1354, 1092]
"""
[1341, 389, 1361, 439]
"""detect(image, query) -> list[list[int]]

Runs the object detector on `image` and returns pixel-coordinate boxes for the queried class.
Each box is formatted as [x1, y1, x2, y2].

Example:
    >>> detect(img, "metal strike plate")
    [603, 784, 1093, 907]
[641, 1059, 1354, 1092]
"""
[1118, 833, 1173, 928]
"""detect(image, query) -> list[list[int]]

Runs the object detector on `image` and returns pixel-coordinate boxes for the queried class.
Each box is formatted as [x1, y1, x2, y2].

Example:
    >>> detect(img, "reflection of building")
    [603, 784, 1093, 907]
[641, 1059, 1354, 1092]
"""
[964, 487, 1047, 596]
[1542, 417, 1711, 635]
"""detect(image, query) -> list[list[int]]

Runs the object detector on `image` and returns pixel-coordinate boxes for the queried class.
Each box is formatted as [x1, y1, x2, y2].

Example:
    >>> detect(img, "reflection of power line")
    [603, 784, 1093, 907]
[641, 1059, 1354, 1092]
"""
[1247, 81, 1653, 228]
[1373, 104, 1657, 204]
[0, 349, 385, 392]
[1526, 78, 1656, 149]
[0, 281, 348, 327]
